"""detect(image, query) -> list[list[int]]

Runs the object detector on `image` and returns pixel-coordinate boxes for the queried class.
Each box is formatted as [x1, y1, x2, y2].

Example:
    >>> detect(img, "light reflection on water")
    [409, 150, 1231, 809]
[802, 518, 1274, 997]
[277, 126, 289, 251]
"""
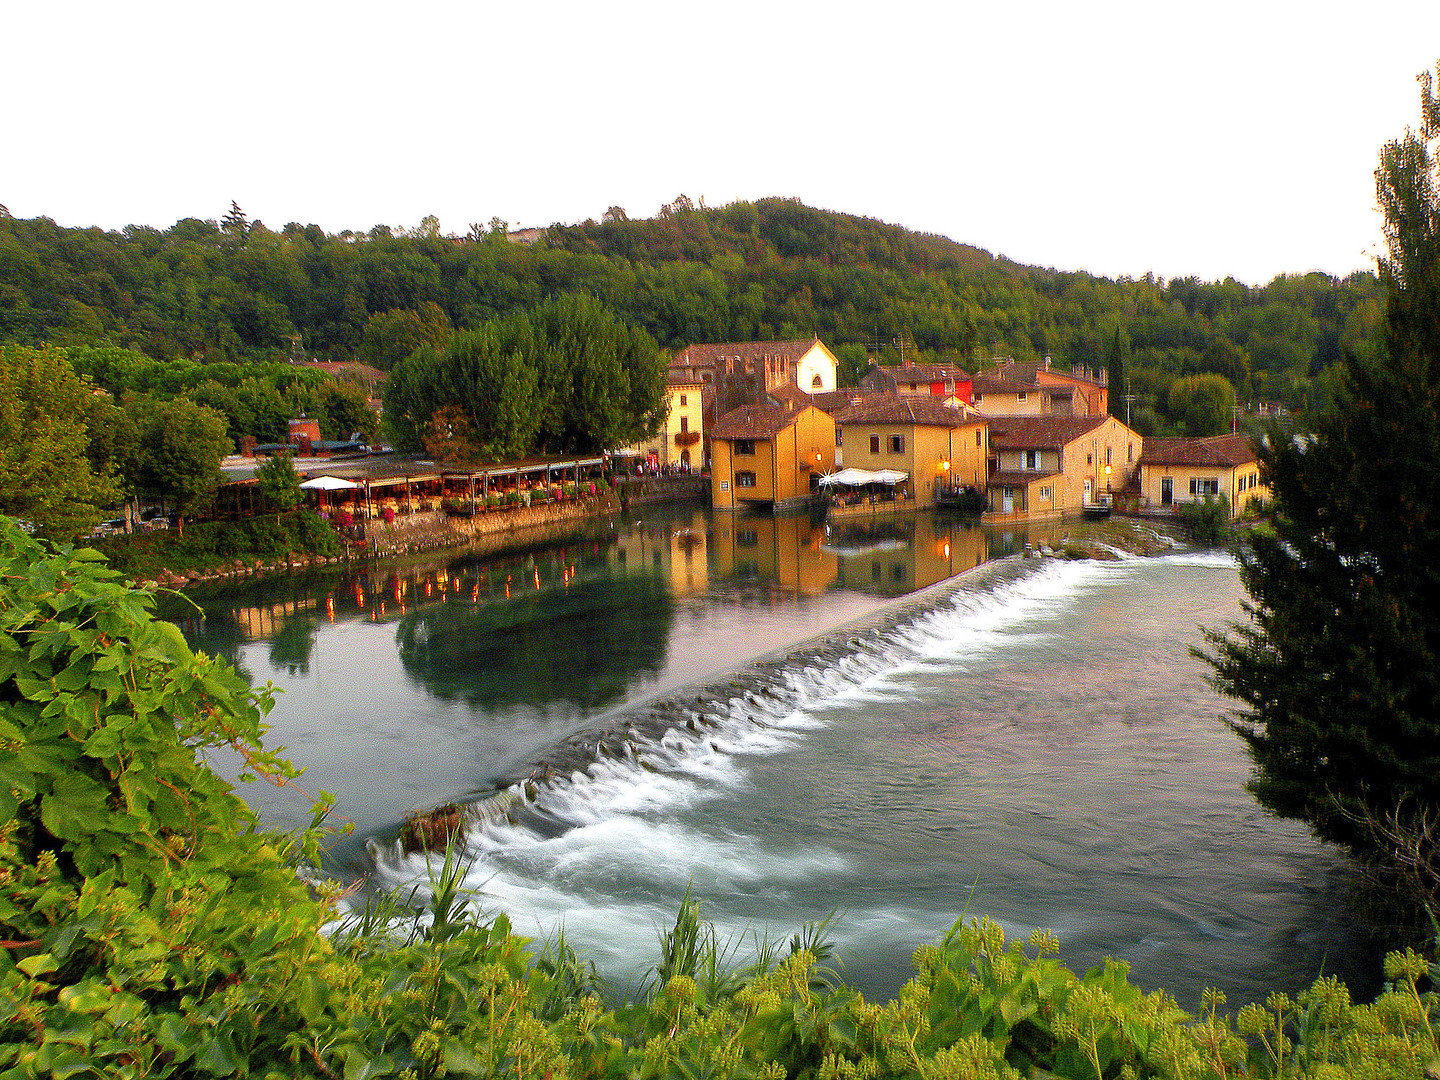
[169, 509, 1380, 1007]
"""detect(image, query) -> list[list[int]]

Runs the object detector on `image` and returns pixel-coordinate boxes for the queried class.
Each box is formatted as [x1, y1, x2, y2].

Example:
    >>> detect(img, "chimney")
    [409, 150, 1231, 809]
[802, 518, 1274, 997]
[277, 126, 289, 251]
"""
[239, 435, 257, 458]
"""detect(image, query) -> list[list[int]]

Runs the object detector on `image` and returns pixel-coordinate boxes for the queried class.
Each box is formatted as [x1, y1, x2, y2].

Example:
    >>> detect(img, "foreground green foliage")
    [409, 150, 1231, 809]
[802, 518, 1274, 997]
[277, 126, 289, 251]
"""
[2, 519, 1438, 1078]
[0, 346, 121, 538]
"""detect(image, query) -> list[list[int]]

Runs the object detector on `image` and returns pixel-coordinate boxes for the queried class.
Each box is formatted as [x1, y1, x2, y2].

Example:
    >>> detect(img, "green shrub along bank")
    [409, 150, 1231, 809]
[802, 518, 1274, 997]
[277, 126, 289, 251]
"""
[2, 520, 1437, 1080]
[88, 509, 344, 581]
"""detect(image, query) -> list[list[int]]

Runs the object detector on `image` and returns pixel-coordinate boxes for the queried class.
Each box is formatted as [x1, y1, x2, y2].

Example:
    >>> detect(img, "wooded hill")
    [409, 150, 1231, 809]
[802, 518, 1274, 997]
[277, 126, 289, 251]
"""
[0, 198, 1384, 415]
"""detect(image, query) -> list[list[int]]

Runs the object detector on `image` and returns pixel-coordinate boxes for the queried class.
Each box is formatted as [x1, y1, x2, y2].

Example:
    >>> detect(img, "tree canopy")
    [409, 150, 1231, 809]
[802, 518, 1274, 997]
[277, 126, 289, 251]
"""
[1201, 62, 1440, 877]
[0, 199, 1385, 418]
[0, 345, 121, 536]
[386, 293, 664, 460]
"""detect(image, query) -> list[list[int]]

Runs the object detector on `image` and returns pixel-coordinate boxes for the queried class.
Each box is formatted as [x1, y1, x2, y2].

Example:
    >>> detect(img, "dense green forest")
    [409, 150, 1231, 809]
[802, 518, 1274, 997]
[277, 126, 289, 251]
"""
[0, 198, 1384, 419]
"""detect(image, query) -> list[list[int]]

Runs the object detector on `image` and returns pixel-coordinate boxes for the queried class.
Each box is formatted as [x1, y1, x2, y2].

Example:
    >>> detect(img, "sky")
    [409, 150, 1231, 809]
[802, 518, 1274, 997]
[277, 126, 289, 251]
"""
[8, 1, 1440, 286]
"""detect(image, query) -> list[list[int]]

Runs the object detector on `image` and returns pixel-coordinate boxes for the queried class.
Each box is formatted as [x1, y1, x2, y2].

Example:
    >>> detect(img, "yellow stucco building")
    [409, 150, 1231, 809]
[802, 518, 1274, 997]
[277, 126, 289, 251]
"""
[832, 397, 988, 508]
[710, 402, 836, 512]
[985, 415, 1142, 520]
[1137, 434, 1267, 516]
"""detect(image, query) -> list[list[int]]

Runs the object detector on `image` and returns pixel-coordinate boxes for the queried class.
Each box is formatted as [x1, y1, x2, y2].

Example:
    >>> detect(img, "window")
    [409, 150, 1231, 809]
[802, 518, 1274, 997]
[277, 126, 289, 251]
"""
[888, 434, 904, 453]
[1024, 450, 1040, 470]
[680, 416, 688, 433]
[736, 529, 758, 546]
[1190, 477, 1220, 497]
[812, 374, 822, 388]
[734, 439, 755, 456]
[869, 434, 880, 454]
[1105, 447, 1112, 466]
[1127, 442, 1134, 463]
[680, 394, 688, 406]
[736, 471, 757, 488]
[1017, 392, 1028, 402]
[973, 393, 984, 404]
[975, 429, 982, 447]
[1040, 486, 1053, 500]
[1086, 453, 1093, 465]
[836, 428, 844, 446]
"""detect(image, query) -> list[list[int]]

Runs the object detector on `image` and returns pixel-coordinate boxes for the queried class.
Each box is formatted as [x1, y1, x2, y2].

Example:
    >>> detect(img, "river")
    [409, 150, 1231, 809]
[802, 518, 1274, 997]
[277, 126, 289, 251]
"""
[169, 504, 1380, 1007]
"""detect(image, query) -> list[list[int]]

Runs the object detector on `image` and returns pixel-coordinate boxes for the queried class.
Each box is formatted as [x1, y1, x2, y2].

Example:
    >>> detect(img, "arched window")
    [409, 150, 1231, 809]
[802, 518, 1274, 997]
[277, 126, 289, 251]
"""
[811, 374, 823, 388]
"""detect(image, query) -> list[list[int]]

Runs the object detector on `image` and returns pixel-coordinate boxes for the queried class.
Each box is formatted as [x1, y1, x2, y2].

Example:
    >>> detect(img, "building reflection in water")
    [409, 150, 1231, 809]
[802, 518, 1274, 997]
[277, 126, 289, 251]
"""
[172, 508, 1067, 663]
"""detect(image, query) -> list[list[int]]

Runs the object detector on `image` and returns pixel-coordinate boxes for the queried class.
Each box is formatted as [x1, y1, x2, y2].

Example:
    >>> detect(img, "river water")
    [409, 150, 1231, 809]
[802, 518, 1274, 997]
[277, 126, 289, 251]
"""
[170, 504, 1379, 1007]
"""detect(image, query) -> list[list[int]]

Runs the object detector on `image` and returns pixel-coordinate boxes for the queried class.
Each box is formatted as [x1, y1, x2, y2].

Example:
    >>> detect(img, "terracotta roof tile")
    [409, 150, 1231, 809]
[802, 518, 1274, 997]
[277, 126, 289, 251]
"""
[710, 402, 809, 440]
[1139, 434, 1257, 468]
[834, 396, 979, 427]
[671, 339, 821, 367]
[988, 469, 1061, 485]
[987, 415, 1107, 450]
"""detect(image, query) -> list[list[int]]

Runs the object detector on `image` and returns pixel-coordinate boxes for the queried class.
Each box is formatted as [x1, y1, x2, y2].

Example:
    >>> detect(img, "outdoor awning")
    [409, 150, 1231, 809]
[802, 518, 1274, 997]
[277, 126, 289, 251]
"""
[299, 476, 360, 490]
[818, 468, 910, 487]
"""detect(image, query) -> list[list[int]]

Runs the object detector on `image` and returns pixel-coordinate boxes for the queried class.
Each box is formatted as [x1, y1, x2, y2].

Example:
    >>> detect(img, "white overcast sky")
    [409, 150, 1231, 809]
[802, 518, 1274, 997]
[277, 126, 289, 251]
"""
[7, 1, 1439, 286]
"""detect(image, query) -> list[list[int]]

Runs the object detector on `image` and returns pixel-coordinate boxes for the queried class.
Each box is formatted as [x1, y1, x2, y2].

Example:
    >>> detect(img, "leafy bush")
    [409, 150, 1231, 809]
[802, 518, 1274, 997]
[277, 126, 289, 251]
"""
[1177, 494, 1231, 546]
[91, 509, 343, 579]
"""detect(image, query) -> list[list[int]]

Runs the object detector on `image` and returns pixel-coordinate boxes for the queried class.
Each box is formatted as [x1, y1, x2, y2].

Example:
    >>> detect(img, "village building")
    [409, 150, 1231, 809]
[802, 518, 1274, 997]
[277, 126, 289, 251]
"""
[709, 401, 836, 512]
[669, 338, 839, 420]
[985, 415, 1141, 520]
[858, 361, 972, 408]
[1137, 433, 1268, 516]
[616, 371, 705, 471]
[965, 357, 1109, 418]
[831, 397, 988, 509]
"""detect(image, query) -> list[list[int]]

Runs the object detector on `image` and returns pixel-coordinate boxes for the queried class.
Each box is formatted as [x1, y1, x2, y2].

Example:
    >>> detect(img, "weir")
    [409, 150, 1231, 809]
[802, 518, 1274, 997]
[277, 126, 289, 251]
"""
[365, 554, 1047, 868]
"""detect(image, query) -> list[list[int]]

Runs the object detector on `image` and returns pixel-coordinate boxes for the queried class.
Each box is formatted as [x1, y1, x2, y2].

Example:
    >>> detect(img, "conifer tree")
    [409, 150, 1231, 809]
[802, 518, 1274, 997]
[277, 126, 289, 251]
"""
[1200, 63, 1440, 862]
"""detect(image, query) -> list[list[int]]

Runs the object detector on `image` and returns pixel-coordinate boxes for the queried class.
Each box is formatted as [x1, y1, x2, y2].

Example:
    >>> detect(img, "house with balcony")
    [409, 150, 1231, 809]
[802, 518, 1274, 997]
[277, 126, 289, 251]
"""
[1137, 434, 1267, 516]
[985, 415, 1142, 519]
[619, 372, 705, 470]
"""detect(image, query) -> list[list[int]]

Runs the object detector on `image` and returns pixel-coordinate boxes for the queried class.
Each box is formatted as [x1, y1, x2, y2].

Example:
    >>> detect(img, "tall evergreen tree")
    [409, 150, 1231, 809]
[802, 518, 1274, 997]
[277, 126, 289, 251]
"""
[1200, 63, 1440, 864]
[1106, 326, 1129, 422]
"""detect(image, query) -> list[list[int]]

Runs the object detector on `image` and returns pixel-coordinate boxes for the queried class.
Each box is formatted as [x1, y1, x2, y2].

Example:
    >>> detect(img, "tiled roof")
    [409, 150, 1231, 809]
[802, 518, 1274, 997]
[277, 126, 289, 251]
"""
[889, 364, 971, 384]
[710, 402, 808, 440]
[987, 469, 1061, 486]
[666, 371, 705, 387]
[987, 416, 1107, 450]
[1139, 434, 1257, 468]
[671, 339, 821, 367]
[834, 396, 978, 427]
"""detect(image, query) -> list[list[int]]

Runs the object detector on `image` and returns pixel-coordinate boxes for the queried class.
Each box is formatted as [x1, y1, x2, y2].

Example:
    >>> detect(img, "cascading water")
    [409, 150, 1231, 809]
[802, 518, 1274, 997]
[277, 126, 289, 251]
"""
[175, 511, 1381, 1008]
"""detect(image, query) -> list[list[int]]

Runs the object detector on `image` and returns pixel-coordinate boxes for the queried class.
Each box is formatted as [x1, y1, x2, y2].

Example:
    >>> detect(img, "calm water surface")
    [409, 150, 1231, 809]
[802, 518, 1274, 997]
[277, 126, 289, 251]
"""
[171, 505, 1378, 1006]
